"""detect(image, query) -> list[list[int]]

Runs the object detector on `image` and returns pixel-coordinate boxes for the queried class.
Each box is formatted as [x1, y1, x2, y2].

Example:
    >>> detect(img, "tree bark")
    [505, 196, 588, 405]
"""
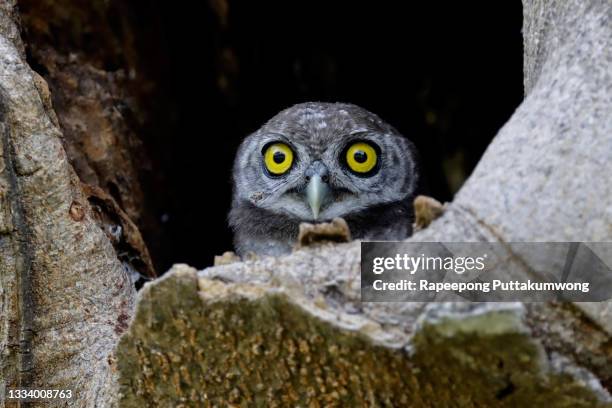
[0, 0, 134, 405]
[17, 0, 163, 277]
[0, 0, 611, 406]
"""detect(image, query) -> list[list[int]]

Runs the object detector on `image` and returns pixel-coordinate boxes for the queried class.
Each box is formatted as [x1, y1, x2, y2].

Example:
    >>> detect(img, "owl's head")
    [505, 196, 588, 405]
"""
[232, 102, 418, 223]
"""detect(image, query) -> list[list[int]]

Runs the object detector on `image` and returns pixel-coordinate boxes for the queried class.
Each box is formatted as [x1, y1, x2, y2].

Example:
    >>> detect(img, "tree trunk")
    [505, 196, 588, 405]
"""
[0, 4, 134, 407]
[0, 0, 611, 406]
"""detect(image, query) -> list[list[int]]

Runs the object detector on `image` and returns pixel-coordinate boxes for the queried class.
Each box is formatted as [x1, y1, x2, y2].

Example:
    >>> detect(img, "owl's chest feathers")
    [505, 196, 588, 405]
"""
[230, 199, 413, 256]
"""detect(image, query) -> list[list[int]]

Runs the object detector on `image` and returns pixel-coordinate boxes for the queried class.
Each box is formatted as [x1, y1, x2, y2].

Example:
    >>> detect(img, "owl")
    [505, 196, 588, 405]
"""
[229, 102, 419, 257]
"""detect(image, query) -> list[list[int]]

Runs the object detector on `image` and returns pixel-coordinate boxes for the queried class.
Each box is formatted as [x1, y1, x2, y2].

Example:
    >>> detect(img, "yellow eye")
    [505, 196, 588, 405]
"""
[263, 143, 294, 175]
[345, 142, 378, 174]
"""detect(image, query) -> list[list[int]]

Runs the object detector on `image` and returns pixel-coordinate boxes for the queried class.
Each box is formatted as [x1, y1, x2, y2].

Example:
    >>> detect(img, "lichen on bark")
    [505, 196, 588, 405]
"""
[116, 266, 610, 407]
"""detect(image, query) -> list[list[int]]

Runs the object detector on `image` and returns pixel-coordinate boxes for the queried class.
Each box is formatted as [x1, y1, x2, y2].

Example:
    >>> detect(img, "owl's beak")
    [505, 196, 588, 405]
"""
[306, 174, 330, 220]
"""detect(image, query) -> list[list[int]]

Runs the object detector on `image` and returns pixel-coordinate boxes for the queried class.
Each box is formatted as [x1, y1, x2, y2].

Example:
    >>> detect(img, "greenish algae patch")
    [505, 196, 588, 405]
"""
[115, 269, 610, 407]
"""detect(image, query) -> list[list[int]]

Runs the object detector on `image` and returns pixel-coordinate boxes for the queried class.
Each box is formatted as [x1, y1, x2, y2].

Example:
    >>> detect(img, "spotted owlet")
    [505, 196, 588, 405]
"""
[229, 102, 419, 256]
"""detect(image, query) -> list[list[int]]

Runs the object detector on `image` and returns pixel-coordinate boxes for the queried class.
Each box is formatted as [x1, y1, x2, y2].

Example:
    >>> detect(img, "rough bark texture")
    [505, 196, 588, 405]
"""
[18, 0, 148, 222]
[17, 0, 161, 277]
[0, 0, 133, 405]
[0, 0, 610, 407]
[117, 265, 609, 407]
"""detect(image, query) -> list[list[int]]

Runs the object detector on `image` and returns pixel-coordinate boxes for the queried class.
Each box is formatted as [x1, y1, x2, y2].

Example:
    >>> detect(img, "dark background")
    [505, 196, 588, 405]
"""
[153, 1, 524, 271]
[20, 0, 524, 272]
